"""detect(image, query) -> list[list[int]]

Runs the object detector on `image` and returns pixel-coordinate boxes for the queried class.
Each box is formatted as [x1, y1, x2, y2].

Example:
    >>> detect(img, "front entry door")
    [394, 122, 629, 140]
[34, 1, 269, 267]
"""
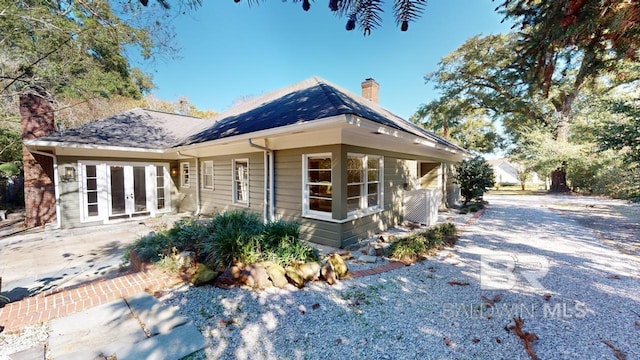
[109, 165, 149, 218]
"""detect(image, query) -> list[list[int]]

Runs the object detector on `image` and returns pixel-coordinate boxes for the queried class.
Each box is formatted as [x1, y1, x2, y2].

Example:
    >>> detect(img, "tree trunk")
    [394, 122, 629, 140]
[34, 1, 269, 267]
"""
[549, 94, 574, 193]
[550, 165, 570, 193]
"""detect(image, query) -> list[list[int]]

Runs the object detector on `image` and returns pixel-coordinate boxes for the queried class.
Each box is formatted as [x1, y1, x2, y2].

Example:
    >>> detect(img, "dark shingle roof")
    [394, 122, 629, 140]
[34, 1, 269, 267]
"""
[36, 108, 206, 149]
[33, 77, 465, 153]
[181, 77, 465, 151]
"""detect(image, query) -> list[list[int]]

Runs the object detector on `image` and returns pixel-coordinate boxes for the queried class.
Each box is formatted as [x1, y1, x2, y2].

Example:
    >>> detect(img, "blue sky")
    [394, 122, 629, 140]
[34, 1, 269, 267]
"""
[144, 1, 513, 120]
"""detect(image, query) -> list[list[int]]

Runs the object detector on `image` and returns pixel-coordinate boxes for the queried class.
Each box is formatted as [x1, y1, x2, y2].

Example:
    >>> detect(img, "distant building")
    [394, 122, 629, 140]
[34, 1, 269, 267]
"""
[488, 158, 545, 186]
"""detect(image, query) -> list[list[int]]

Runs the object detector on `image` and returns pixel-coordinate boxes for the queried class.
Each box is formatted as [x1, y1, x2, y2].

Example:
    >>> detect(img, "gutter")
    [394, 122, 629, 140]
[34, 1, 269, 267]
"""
[28, 149, 61, 229]
[177, 151, 201, 215]
[248, 139, 274, 222]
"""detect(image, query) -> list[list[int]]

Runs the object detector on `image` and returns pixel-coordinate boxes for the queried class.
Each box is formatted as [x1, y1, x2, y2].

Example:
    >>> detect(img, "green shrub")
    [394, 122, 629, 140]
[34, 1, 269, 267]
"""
[455, 156, 495, 206]
[128, 231, 174, 263]
[387, 233, 428, 261]
[459, 202, 484, 214]
[126, 210, 320, 270]
[168, 218, 210, 252]
[425, 228, 444, 248]
[387, 223, 458, 261]
[202, 210, 264, 268]
[435, 223, 458, 246]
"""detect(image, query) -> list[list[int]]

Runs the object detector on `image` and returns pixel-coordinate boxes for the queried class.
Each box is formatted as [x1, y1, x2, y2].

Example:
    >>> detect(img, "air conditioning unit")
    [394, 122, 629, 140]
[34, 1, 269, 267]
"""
[403, 189, 442, 226]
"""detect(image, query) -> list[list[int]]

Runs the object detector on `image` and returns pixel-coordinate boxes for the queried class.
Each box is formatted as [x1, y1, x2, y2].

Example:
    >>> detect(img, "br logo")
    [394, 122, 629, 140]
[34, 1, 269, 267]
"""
[480, 253, 549, 291]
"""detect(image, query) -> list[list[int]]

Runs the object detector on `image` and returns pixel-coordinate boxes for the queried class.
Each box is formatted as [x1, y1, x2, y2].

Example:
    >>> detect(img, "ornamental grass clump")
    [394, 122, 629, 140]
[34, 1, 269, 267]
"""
[387, 223, 458, 263]
[126, 210, 319, 271]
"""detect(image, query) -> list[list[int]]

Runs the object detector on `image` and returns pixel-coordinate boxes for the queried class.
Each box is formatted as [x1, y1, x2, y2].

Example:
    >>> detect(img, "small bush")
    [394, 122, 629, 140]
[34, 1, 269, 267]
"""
[127, 210, 319, 271]
[387, 223, 458, 261]
[128, 231, 174, 263]
[202, 210, 264, 268]
[387, 233, 428, 262]
[459, 202, 484, 214]
[455, 156, 495, 206]
[434, 223, 458, 246]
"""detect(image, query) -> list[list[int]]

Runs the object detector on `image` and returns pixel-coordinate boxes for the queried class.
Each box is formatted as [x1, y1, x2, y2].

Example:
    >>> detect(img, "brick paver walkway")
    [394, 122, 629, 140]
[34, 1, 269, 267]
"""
[0, 270, 181, 332]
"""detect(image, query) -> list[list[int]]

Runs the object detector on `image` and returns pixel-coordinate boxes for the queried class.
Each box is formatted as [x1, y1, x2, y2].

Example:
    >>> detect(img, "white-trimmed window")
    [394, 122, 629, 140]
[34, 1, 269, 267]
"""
[156, 165, 167, 210]
[347, 153, 383, 215]
[180, 162, 190, 187]
[202, 160, 214, 190]
[303, 154, 332, 216]
[84, 164, 100, 217]
[233, 159, 249, 204]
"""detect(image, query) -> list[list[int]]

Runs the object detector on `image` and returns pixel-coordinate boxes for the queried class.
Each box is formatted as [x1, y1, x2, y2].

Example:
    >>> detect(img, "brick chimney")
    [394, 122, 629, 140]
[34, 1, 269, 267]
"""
[361, 78, 379, 103]
[20, 89, 57, 227]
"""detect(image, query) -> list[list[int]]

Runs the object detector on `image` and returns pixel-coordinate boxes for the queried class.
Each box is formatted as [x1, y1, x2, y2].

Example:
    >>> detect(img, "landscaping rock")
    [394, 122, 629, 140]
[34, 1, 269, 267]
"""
[298, 261, 322, 282]
[321, 261, 337, 285]
[190, 264, 217, 286]
[243, 263, 273, 290]
[378, 234, 395, 243]
[327, 253, 349, 278]
[366, 243, 377, 256]
[215, 264, 247, 288]
[285, 266, 305, 288]
[174, 251, 195, 270]
[358, 254, 378, 263]
[263, 262, 288, 288]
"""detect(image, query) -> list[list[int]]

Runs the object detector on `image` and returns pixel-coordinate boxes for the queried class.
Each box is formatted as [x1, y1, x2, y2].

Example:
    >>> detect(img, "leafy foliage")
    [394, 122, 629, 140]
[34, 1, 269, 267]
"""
[387, 223, 458, 261]
[455, 156, 495, 206]
[0, 128, 22, 169]
[412, 102, 505, 154]
[598, 98, 640, 167]
[231, 0, 427, 35]
[127, 210, 319, 270]
[497, 0, 640, 96]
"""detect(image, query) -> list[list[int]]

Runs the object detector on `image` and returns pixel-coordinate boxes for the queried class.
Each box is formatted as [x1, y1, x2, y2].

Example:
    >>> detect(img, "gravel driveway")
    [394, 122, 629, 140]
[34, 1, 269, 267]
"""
[163, 194, 640, 360]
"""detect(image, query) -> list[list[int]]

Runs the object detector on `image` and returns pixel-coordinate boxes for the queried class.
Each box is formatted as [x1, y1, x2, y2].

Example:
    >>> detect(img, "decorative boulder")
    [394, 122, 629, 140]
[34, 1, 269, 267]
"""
[285, 266, 305, 288]
[190, 264, 217, 286]
[321, 261, 337, 285]
[243, 263, 273, 290]
[216, 263, 248, 288]
[263, 262, 288, 288]
[298, 262, 322, 282]
[327, 253, 349, 278]
[174, 251, 195, 270]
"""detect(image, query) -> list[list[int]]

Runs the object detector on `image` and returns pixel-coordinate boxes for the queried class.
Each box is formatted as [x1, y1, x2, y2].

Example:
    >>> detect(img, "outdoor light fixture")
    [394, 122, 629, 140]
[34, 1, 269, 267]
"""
[61, 166, 76, 182]
[170, 167, 178, 176]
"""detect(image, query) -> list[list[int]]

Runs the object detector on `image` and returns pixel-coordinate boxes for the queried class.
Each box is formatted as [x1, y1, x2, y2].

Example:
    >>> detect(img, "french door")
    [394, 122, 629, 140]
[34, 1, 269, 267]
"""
[108, 165, 149, 218]
[78, 161, 169, 223]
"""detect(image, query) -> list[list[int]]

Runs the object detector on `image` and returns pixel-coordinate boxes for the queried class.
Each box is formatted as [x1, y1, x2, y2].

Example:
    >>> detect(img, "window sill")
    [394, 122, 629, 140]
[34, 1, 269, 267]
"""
[302, 207, 384, 224]
[345, 207, 384, 222]
[232, 201, 250, 208]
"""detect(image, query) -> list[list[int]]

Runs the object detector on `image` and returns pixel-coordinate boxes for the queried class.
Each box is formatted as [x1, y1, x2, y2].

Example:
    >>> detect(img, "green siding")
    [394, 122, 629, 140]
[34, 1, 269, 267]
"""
[274, 145, 343, 248]
[198, 152, 265, 217]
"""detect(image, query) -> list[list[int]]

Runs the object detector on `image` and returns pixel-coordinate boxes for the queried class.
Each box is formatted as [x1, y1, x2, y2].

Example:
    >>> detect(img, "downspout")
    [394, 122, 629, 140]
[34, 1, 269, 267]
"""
[177, 151, 201, 215]
[248, 139, 274, 222]
[29, 149, 61, 229]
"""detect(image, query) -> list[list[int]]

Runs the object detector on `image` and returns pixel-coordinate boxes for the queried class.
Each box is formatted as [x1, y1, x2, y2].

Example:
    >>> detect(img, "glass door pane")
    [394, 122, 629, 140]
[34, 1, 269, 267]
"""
[133, 166, 147, 212]
[110, 166, 126, 215]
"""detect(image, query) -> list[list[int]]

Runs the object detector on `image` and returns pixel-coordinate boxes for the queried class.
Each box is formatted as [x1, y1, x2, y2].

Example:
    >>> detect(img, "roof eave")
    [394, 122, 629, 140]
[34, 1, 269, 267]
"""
[347, 115, 470, 157]
[23, 139, 167, 153]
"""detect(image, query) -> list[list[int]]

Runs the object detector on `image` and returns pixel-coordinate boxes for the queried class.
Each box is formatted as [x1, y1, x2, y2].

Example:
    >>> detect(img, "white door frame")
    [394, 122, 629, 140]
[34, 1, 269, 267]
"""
[78, 160, 171, 223]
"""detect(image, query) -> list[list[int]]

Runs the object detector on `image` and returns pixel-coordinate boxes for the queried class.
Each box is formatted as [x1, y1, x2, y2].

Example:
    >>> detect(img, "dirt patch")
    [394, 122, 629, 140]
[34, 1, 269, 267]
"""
[548, 201, 640, 256]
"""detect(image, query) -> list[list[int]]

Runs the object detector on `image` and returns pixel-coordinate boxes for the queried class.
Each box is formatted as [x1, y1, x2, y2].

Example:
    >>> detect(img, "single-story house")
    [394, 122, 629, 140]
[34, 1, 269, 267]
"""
[488, 158, 545, 187]
[24, 77, 469, 248]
